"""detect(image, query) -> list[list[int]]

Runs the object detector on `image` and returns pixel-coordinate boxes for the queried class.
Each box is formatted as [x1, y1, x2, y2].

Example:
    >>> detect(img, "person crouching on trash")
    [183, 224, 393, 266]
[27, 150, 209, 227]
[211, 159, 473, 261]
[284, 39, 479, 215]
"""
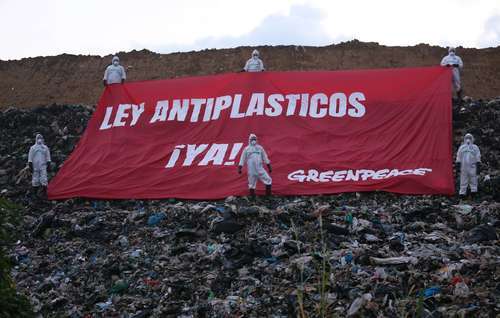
[238, 134, 272, 199]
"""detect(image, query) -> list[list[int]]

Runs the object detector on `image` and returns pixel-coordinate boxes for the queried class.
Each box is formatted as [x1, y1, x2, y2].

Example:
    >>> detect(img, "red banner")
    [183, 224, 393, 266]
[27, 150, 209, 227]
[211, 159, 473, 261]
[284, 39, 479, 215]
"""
[48, 66, 454, 199]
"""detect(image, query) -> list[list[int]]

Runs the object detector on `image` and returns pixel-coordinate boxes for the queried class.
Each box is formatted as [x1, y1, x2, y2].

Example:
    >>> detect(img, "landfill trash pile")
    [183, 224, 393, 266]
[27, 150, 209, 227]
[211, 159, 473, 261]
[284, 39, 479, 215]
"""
[0, 98, 499, 317]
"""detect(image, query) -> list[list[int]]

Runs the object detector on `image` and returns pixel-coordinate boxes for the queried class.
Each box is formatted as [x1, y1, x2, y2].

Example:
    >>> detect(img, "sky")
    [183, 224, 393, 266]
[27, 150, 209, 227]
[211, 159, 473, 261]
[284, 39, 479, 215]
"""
[0, 0, 499, 60]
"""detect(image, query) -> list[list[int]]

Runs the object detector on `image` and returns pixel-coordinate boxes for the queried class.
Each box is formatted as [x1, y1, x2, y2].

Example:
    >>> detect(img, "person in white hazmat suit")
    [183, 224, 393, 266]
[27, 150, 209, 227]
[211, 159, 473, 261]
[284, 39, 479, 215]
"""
[456, 133, 481, 198]
[28, 134, 51, 195]
[238, 134, 272, 198]
[243, 50, 265, 72]
[440, 47, 463, 100]
[103, 55, 126, 86]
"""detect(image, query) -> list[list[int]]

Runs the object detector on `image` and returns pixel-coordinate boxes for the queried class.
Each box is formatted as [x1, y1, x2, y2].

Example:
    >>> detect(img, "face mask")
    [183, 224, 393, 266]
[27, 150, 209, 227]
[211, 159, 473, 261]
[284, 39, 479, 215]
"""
[113, 61, 119, 66]
[36, 139, 43, 145]
[250, 140, 257, 145]
[465, 139, 471, 145]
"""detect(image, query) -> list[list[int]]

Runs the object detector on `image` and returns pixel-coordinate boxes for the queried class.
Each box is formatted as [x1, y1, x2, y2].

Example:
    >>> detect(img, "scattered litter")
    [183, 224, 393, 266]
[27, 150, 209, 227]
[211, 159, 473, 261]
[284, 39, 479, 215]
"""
[1, 101, 499, 316]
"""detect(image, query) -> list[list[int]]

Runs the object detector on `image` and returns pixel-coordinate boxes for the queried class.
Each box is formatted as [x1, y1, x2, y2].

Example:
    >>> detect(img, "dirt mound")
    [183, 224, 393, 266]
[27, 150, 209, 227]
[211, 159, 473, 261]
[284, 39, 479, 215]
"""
[1, 41, 499, 109]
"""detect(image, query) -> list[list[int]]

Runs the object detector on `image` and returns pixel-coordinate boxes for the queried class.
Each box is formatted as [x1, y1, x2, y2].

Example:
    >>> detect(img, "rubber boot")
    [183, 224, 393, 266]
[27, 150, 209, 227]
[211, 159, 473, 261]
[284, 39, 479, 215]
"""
[40, 186, 48, 200]
[470, 191, 477, 200]
[265, 184, 272, 197]
[457, 89, 463, 103]
[30, 186, 39, 201]
[249, 189, 256, 200]
[36, 186, 44, 199]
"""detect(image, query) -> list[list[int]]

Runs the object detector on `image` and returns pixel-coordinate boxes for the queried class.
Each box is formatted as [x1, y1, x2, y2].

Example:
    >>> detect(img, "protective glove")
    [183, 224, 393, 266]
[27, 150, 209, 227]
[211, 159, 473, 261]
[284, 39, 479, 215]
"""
[103, 80, 107, 87]
[28, 162, 33, 172]
[121, 79, 125, 84]
[47, 161, 52, 172]
[446, 64, 452, 67]
[453, 64, 459, 67]
[476, 162, 481, 175]
[267, 164, 272, 173]
[238, 166, 242, 174]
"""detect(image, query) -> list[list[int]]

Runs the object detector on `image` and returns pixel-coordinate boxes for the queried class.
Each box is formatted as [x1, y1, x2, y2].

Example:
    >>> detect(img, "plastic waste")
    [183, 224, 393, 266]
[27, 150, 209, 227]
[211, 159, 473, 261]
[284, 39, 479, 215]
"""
[466, 224, 498, 243]
[117, 235, 129, 248]
[389, 232, 405, 252]
[364, 233, 379, 242]
[373, 267, 387, 280]
[130, 249, 142, 258]
[208, 290, 215, 301]
[453, 281, 470, 297]
[2, 94, 500, 317]
[422, 286, 441, 298]
[345, 212, 353, 226]
[143, 278, 160, 288]
[147, 212, 166, 226]
[370, 256, 417, 265]
[347, 293, 372, 316]
[135, 200, 145, 213]
[340, 252, 353, 266]
[452, 204, 473, 215]
[212, 219, 243, 234]
[96, 298, 112, 311]
[92, 201, 104, 210]
[264, 256, 278, 264]
[207, 244, 217, 254]
[110, 280, 129, 294]
[326, 223, 349, 235]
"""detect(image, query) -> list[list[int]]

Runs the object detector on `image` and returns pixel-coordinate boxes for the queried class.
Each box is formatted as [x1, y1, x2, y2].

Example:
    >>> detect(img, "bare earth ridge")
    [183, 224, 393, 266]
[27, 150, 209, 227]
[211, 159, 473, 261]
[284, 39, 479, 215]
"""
[1, 40, 499, 109]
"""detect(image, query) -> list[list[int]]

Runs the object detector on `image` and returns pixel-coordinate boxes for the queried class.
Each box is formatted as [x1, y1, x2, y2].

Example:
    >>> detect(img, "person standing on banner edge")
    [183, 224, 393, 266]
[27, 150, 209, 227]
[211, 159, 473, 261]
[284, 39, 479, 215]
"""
[238, 134, 272, 199]
[440, 47, 463, 101]
[28, 133, 51, 199]
[103, 55, 126, 86]
[456, 133, 481, 199]
[243, 50, 265, 72]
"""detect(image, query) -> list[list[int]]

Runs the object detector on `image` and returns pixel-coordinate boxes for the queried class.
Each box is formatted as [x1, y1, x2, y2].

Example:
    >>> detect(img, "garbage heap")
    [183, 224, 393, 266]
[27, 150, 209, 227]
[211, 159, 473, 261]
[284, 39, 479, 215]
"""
[0, 98, 499, 317]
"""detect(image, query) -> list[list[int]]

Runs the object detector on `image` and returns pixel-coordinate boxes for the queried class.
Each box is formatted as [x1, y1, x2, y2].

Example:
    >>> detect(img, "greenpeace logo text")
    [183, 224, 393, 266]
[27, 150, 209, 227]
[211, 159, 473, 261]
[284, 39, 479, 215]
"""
[288, 168, 433, 183]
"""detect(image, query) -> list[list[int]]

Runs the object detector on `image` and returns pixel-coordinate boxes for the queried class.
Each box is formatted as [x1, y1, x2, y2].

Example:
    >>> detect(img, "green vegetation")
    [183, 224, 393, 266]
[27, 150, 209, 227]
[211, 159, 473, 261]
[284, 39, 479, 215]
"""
[0, 198, 34, 318]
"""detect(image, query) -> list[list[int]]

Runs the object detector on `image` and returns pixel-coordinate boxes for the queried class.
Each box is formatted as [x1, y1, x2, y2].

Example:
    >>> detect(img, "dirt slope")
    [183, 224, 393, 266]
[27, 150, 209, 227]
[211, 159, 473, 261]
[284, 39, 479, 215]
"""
[0, 40, 499, 109]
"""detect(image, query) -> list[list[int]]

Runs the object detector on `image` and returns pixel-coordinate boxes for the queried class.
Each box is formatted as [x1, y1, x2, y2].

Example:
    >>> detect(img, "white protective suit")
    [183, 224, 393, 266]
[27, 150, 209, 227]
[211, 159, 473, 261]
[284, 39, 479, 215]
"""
[239, 134, 272, 189]
[440, 47, 463, 93]
[244, 50, 265, 72]
[28, 134, 51, 187]
[103, 56, 126, 84]
[456, 133, 481, 195]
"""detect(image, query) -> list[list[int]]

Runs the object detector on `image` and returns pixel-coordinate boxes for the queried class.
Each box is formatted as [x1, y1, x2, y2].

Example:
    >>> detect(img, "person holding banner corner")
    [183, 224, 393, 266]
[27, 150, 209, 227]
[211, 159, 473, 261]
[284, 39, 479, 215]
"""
[243, 49, 265, 72]
[103, 55, 126, 86]
[440, 47, 463, 101]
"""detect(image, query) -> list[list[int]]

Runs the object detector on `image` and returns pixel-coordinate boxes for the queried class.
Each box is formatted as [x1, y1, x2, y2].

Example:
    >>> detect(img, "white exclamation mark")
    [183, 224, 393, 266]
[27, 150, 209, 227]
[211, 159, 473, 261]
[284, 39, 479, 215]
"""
[224, 143, 243, 166]
[165, 145, 186, 168]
